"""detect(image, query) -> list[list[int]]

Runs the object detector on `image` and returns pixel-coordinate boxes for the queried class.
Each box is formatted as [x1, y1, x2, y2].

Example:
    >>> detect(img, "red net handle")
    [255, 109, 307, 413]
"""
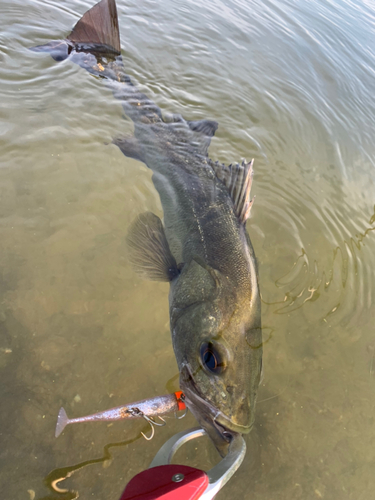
[119, 464, 209, 500]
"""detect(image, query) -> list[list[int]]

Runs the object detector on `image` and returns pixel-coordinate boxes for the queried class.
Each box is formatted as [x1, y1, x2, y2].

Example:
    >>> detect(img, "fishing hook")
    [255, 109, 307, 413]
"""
[175, 392, 188, 420]
[175, 407, 188, 420]
[140, 415, 166, 441]
[141, 421, 155, 441]
[129, 408, 166, 441]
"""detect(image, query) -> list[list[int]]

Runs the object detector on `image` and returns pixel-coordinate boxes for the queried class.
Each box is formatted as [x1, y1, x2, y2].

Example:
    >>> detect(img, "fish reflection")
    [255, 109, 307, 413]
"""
[32, 0, 262, 457]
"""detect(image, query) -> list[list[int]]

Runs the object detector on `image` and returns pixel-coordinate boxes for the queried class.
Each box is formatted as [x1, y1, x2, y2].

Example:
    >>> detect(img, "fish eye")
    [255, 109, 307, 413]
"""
[200, 342, 226, 374]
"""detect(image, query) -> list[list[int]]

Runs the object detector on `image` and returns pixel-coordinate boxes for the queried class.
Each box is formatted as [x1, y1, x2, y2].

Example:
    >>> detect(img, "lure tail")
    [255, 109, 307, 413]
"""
[55, 407, 69, 438]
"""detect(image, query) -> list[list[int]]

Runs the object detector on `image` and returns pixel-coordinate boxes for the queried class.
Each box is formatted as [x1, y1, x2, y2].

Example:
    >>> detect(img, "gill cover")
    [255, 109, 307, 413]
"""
[170, 258, 219, 312]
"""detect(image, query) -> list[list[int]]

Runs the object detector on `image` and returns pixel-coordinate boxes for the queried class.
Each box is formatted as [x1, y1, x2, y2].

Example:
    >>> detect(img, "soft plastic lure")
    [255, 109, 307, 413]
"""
[55, 391, 186, 438]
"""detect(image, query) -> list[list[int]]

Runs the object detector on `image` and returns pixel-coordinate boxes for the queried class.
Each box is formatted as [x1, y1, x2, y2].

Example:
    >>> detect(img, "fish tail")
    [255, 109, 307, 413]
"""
[67, 0, 121, 55]
[31, 0, 121, 62]
[55, 407, 69, 438]
[32, 0, 163, 125]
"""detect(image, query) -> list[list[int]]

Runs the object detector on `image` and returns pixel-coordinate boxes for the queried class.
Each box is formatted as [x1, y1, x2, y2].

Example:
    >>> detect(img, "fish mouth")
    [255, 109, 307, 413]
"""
[179, 363, 249, 452]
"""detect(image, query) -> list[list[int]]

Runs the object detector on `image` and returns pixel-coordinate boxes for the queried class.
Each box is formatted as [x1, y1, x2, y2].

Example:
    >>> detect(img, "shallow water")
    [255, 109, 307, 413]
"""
[0, 0, 374, 498]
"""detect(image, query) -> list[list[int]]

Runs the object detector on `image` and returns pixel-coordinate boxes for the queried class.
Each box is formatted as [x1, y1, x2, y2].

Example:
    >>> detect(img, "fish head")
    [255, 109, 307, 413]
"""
[170, 257, 262, 456]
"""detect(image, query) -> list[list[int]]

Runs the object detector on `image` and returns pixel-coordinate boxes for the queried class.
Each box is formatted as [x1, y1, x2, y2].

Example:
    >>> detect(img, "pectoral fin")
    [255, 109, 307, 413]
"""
[126, 212, 179, 281]
[209, 158, 255, 224]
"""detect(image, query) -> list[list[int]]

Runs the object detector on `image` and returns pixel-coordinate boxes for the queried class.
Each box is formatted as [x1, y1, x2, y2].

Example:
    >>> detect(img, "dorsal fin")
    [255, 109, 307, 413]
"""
[67, 0, 121, 54]
[209, 158, 255, 224]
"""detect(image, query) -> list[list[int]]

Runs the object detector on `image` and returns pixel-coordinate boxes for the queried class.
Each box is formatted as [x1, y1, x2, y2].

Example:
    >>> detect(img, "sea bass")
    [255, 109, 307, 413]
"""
[32, 0, 262, 456]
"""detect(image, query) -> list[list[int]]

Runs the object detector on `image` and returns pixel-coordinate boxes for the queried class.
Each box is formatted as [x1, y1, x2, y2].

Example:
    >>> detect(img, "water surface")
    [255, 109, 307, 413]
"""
[0, 0, 374, 498]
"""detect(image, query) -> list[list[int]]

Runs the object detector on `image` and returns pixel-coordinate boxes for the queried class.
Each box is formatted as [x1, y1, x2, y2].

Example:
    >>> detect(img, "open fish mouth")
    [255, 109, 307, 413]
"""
[179, 363, 250, 444]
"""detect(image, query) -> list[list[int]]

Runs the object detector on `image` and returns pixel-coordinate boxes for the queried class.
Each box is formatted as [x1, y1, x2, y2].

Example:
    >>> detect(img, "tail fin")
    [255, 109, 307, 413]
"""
[55, 407, 69, 438]
[67, 0, 121, 55]
[31, 0, 121, 60]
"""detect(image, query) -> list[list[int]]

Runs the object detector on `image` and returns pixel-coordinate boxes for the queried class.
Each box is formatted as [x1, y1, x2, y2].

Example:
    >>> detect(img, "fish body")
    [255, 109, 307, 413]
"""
[32, 0, 262, 456]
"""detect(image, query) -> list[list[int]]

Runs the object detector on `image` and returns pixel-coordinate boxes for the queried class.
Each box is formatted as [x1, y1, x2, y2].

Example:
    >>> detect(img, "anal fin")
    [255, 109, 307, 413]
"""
[126, 212, 179, 282]
[113, 135, 145, 163]
[186, 119, 218, 157]
[187, 119, 218, 137]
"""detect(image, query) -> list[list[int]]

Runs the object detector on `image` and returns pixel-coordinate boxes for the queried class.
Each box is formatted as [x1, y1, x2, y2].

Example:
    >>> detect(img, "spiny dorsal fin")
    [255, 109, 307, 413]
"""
[126, 212, 179, 282]
[67, 0, 121, 54]
[209, 158, 255, 224]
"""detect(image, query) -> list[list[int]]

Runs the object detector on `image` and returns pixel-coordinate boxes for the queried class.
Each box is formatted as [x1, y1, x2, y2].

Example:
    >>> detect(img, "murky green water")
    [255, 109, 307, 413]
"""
[0, 0, 374, 498]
